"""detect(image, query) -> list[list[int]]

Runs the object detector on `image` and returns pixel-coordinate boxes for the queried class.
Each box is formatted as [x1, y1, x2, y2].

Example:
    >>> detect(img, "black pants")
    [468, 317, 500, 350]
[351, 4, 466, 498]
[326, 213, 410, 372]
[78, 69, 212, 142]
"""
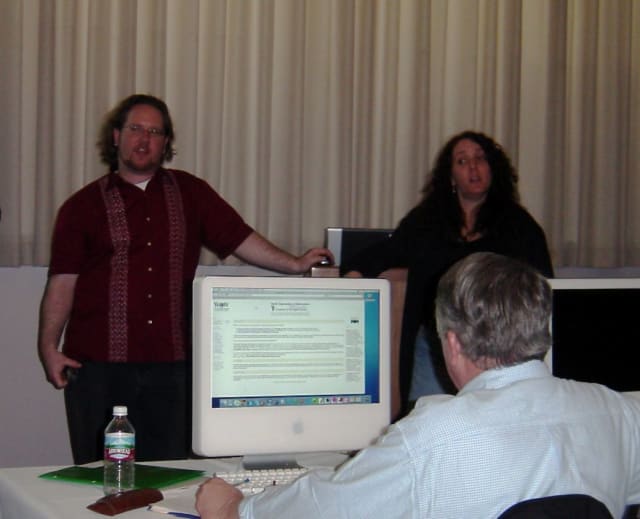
[64, 361, 191, 464]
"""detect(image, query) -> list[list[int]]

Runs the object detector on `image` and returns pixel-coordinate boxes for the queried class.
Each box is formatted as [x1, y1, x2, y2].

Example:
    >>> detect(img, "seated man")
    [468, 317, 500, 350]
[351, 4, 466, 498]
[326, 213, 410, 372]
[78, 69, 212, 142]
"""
[196, 252, 640, 519]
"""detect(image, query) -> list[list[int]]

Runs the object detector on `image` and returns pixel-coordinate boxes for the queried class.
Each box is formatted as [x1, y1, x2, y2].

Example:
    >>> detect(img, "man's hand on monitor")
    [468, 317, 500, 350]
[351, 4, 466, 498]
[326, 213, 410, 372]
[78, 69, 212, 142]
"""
[196, 478, 243, 519]
[297, 248, 335, 272]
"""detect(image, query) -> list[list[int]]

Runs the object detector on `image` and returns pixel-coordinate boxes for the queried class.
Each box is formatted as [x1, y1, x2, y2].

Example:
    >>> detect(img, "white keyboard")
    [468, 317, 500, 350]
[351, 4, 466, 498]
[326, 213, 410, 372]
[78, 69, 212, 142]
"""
[215, 467, 310, 496]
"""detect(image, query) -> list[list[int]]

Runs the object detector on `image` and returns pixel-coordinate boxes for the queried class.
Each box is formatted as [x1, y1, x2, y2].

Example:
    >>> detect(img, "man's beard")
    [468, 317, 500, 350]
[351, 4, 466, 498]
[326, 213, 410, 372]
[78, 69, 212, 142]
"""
[120, 152, 162, 174]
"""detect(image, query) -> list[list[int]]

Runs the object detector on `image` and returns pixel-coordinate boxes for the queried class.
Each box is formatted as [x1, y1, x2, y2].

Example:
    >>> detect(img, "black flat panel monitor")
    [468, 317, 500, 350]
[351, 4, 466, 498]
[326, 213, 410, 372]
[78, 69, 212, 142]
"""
[325, 227, 394, 267]
[549, 278, 640, 392]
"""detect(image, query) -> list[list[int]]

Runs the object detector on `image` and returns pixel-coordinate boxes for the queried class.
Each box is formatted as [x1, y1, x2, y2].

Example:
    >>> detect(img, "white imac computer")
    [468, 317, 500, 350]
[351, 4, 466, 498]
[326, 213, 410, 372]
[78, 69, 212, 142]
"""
[192, 276, 392, 468]
[549, 278, 640, 394]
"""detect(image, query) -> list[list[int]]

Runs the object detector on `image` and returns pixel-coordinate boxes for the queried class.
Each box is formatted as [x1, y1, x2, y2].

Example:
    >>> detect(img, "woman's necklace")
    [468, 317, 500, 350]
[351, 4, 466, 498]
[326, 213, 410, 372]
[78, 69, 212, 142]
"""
[460, 226, 482, 242]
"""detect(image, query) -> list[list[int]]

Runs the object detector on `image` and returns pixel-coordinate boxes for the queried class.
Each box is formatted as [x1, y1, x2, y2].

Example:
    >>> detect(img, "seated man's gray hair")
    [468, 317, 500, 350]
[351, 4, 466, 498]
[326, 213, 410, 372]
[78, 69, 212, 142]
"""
[435, 252, 552, 368]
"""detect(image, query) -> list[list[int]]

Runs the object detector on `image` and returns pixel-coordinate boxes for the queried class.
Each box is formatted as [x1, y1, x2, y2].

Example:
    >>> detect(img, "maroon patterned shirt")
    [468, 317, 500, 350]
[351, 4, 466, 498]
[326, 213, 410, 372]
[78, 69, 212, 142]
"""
[49, 169, 253, 362]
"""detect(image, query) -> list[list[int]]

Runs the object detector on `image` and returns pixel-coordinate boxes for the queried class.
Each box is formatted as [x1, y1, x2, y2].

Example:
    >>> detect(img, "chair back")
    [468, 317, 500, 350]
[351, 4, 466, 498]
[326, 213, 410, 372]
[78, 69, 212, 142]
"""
[498, 494, 614, 519]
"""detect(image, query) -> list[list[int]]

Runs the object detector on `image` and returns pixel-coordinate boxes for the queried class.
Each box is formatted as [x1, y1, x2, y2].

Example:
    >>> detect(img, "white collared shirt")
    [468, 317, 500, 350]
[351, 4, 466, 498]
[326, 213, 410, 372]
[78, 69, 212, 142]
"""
[240, 361, 640, 518]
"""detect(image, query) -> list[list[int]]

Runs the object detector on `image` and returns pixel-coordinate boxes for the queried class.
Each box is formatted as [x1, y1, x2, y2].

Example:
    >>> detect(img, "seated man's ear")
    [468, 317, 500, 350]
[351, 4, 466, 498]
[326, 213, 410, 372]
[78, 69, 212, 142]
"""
[443, 330, 463, 360]
[441, 330, 468, 390]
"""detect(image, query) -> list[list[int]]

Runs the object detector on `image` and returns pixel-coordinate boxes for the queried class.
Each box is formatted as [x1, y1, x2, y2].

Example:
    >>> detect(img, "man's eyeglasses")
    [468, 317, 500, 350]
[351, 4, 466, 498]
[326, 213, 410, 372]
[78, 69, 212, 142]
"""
[123, 124, 166, 138]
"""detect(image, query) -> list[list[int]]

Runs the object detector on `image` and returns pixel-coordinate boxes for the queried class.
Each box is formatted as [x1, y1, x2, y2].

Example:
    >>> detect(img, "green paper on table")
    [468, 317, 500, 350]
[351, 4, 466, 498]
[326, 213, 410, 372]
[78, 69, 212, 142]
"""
[39, 463, 205, 489]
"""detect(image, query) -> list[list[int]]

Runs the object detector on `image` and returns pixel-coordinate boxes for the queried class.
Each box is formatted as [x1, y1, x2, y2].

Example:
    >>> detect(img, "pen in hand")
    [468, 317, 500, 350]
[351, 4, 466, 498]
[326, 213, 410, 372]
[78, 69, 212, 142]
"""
[146, 504, 199, 518]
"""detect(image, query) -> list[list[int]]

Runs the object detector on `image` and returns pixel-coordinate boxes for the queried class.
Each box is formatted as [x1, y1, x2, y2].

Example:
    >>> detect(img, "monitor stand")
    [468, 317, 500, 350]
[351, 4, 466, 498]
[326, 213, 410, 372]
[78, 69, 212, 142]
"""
[241, 453, 302, 470]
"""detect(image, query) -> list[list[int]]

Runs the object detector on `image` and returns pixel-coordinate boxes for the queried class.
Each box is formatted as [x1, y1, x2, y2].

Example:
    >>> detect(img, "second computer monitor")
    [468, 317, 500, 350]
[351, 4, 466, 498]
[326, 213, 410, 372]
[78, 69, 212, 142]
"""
[549, 277, 640, 392]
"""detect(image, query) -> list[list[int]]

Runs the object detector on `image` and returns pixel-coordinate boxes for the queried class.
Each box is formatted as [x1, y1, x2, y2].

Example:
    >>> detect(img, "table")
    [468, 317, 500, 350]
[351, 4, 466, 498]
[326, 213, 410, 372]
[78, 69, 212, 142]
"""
[0, 453, 347, 519]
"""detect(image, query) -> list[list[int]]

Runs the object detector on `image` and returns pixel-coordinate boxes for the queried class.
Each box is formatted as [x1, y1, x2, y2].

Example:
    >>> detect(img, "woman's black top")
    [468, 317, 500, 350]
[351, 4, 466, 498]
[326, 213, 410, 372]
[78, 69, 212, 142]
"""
[340, 200, 554, 412]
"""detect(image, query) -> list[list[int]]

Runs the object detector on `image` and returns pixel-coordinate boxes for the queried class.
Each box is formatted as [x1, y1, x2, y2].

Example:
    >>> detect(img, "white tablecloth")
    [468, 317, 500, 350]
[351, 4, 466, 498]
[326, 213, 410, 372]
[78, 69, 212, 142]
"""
[0, 453, 346, 519]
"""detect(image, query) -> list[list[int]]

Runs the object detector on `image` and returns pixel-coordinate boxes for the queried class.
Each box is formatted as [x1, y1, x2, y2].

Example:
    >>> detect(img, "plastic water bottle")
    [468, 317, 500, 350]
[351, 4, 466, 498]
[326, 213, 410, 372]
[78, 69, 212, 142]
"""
[103, 405, 136, 495]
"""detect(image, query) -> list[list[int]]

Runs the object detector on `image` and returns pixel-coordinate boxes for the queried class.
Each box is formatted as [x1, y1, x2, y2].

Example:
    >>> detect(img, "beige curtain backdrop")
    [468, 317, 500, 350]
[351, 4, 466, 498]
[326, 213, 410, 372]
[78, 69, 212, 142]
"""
[1, 0, 639, 268]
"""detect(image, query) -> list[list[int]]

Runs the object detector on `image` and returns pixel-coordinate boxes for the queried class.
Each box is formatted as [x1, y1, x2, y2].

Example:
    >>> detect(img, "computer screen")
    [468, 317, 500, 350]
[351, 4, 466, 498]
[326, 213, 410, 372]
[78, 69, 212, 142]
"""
[549, 278, 640, 392]
[325, 227, 394, 267]
[192, 276, 391, 465]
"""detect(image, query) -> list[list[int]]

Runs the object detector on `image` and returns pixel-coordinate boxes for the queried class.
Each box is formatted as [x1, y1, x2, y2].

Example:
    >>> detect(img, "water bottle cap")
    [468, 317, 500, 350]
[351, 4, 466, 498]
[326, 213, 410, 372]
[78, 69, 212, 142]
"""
[113, 405, 128, 416]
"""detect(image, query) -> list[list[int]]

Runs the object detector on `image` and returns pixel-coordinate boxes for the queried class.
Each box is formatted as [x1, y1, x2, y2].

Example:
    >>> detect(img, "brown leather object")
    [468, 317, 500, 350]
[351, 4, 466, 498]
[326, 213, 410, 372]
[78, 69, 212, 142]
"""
[87, 488, 163, 515]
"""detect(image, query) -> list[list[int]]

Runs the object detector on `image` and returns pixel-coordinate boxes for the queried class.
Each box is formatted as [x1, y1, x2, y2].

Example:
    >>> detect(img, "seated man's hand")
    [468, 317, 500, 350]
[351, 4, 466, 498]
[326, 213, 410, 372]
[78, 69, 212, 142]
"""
[195, 478, 243, 519]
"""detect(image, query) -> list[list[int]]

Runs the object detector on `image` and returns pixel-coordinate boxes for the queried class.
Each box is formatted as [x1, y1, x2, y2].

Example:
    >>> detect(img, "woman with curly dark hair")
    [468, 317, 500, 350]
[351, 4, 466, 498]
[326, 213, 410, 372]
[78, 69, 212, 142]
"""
[341, 130, 553, 414]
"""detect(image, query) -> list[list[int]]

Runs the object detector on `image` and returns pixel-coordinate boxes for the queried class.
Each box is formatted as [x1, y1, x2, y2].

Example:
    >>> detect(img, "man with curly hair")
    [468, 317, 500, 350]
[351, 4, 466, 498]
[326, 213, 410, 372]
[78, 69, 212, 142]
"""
[37, 94, 333, 464]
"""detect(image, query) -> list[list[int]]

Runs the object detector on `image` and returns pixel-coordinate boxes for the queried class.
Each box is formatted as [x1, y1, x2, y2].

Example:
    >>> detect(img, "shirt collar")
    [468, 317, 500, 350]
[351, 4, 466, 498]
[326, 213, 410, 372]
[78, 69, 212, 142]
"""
[459, 360, 552, 395]
[105, 168, 166, 190]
